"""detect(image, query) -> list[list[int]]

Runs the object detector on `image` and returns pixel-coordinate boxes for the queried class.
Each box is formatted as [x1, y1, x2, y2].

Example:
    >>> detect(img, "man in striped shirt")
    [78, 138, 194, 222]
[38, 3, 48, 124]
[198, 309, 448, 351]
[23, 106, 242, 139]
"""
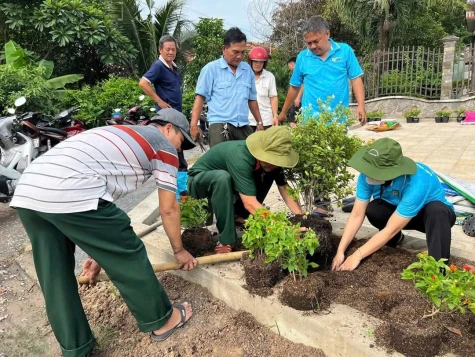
[11, 108, 197, 356]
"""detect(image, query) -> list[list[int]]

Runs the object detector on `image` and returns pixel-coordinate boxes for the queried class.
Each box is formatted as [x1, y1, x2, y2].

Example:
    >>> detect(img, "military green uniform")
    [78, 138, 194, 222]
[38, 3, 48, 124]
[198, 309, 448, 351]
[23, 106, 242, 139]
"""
[188, 141, 257, 244]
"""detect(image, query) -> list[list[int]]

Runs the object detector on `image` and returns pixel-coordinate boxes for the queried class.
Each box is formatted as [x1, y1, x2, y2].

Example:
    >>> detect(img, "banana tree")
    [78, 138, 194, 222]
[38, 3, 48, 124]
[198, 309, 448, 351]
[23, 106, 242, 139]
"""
[4, 40, 83, 90]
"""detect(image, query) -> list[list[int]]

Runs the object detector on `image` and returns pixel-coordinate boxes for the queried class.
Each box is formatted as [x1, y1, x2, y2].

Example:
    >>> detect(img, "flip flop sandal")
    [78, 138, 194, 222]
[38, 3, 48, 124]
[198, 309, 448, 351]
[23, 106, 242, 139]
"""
[214, 244, 232, 254]
[151, 301, 191, 342]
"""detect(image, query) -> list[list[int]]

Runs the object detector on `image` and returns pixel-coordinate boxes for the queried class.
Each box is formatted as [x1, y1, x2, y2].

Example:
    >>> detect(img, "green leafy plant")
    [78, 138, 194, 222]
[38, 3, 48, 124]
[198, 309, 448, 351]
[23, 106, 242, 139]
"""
[242, 209, 320, 280]
[285, 99, 364, 213]
[435, 109, 451, 117]
[179, 196, 210, 229]
[454, 107, 466, 117]
[366, 110, 384, 120]
[401, 253, 475, 317]
[402, 107, 422, 118]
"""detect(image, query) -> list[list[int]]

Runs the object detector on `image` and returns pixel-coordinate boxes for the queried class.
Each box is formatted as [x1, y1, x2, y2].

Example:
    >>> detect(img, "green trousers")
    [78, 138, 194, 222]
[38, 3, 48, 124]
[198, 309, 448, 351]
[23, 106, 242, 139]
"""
[187, 170, 237, 244]
[16, 200, 172, 357]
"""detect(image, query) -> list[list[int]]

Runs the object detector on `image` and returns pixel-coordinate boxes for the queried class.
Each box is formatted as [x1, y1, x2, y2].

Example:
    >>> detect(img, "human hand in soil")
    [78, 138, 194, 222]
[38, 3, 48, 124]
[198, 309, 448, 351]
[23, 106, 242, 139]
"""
[80, 258, 102, 288]
[174, 249, 198, 271]
[331, 251, 345, 270]
[337, 253, 361, 271]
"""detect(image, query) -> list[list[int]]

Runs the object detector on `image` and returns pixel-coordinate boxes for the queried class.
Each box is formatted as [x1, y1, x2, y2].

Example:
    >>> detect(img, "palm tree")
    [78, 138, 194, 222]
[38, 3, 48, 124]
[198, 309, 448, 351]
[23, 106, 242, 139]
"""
[331, 0, 461, 51]
[107, 0, 194, 75]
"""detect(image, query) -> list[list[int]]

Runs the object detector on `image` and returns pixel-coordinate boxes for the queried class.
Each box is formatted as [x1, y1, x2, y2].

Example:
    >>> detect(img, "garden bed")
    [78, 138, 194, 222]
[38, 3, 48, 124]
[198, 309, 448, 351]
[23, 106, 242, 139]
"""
[80, 274, 324, 356]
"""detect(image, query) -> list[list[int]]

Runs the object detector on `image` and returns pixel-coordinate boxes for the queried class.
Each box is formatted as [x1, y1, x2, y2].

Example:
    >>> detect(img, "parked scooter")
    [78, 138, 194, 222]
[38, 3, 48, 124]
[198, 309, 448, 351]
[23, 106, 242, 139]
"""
[0, 97, 39, 201]
[191, 103, 209, 145]
[106, 96, 156, 126]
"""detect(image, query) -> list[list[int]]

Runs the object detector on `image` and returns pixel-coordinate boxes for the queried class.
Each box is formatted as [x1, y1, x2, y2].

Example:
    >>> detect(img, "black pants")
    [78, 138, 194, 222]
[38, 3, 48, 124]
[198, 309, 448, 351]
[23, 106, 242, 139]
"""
[365, 200, 456, 260]
[288, 104, 300, 123]
[250, 125, 272, 132]
[178, 150, 187, 171]
[208, 123, 254, 148]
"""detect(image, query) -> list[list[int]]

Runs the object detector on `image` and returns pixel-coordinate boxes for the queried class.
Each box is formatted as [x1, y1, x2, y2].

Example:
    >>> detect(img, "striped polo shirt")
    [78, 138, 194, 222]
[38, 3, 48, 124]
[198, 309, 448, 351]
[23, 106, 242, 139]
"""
[10, 125, 178, 214]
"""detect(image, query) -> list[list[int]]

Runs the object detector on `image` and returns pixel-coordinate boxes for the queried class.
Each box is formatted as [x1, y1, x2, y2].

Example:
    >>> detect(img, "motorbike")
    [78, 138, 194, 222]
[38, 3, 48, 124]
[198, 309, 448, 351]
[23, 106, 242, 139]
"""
[0, 97, 39, 201]
[106, 95, 156, 126]
[192, 103, 209, 146]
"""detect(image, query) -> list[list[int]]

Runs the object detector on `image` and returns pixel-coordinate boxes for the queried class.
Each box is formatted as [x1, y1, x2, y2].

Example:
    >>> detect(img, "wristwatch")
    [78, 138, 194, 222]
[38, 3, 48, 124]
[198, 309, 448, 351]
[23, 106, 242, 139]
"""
[257, 121, 263, 126]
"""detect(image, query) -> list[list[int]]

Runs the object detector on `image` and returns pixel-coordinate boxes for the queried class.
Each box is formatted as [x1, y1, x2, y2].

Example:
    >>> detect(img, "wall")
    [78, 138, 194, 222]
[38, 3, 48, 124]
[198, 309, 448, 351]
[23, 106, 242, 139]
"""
[350, 96, 475, 119]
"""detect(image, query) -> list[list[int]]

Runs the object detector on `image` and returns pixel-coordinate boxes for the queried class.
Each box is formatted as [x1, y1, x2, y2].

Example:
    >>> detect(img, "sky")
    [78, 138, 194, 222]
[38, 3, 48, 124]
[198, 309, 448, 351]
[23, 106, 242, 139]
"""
[140, 0, 262, 41]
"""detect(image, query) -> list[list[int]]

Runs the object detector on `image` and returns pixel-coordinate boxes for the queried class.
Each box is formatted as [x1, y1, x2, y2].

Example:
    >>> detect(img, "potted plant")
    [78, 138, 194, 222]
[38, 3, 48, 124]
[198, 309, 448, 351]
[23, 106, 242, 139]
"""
[402, 107, 422, 123]
[366, 110, 385, 122]
[455, 107, 466, 123]
[179, 196, 214, 256]
[435, 109, 451, 123]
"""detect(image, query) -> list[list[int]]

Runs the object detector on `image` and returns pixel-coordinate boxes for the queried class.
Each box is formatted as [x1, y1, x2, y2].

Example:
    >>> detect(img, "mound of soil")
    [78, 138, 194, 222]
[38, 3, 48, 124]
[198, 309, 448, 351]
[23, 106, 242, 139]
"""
[289, 215, 335, 268]
[80, 274, 325, 357]
[280, 273, 326, 311]
[240, 252, 284, 297]
[315, 239, 475, 357]
[181, 227, 215, 257]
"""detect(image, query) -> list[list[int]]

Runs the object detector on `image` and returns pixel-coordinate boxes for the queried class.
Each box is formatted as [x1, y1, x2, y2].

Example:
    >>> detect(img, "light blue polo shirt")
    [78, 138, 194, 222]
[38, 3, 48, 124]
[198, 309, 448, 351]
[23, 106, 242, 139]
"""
[355, 162, 453, 218]
[290, 39, 363, 119]
[195, 57, 257, 126]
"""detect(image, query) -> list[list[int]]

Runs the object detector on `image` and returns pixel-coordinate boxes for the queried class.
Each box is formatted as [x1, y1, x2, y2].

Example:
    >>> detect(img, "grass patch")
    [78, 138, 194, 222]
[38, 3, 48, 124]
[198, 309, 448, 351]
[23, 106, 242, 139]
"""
[93, 325, 120, 352]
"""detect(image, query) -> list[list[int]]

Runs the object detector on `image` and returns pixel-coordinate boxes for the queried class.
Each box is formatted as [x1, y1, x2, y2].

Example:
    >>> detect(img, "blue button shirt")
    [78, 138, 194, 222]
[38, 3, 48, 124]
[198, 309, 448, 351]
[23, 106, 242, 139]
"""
[290, 39, 363, 119]
[355, 162, 454, 218]
[195, 57, 257, 126]
[142, 58, 182, 112]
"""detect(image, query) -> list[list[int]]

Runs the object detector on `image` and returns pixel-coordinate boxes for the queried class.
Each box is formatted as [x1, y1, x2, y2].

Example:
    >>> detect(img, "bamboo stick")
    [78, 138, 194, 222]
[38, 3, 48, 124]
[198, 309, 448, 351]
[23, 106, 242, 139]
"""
[77, 251, 247, 285]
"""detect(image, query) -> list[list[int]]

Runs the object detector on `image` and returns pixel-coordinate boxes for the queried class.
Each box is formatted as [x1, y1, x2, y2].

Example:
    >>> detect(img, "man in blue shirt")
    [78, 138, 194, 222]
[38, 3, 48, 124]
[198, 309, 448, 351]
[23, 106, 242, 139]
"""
[332, 138, 455, 271]
[277, 16, 367, 125]
[140, 35, 189, 197]
[189, 27, 265, 147]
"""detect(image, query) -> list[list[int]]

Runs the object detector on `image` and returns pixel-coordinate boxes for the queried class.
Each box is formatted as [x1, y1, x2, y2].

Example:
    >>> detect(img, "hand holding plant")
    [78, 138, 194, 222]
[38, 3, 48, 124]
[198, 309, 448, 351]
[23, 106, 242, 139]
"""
[401, 253, 475, 317]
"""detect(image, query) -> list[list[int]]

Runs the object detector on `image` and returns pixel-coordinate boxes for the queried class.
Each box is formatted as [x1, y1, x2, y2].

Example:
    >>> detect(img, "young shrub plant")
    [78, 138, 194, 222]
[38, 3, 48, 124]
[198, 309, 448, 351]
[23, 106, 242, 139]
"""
[179, 196, 210, 229]
[285, 98, 364, 213]
[242, 209, 320, 280]
[402, 253, 475, 318]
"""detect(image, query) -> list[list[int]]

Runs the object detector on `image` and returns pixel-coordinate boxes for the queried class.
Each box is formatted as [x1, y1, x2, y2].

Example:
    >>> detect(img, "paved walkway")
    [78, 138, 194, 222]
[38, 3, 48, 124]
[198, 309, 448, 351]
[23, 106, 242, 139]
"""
[351, 121, 475, 183]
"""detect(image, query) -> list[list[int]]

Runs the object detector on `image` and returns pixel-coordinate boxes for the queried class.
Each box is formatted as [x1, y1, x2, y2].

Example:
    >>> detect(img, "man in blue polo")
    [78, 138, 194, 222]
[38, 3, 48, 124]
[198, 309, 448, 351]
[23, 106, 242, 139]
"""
[331, 138, 456, 271]
[277, 15, 367, 125]
[190, 27, 266, 147]
[140, 34, 189, 197]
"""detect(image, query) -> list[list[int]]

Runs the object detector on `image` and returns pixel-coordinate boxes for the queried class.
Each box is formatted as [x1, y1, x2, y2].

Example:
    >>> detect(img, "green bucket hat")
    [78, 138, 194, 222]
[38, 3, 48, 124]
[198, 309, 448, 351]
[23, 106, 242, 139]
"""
[246, 126, 299, 168]
[348, 138, 416, 180]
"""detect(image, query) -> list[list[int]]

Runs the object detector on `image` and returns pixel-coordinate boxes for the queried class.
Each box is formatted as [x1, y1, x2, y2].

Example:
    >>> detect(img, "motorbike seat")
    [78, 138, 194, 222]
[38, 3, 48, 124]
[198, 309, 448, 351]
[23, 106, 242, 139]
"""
[40, 127, 68, 137]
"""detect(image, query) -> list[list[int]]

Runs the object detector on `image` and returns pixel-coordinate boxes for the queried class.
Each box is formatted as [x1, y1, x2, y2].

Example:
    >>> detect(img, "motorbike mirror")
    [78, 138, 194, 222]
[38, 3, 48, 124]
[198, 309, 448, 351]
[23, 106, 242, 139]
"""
[7, 108, 15, 114]
[14, 96, 27, 107]
[139, 95, 145, 101]
[114, 108, 121, 113]
[150, 108, 156, 112]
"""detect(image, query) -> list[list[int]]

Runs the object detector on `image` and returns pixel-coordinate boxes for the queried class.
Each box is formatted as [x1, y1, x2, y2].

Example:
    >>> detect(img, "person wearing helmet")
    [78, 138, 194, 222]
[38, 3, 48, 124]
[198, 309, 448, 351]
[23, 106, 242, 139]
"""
[247, 47, 279, 131]
[331, 138, 456, 271]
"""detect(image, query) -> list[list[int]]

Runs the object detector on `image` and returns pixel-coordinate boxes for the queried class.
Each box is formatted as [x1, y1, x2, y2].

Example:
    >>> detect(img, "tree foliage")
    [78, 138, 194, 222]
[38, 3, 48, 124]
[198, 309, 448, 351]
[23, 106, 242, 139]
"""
[106, 0, 195, 76]
[0, 0, 137, 84]
[182, 18, 226, 90]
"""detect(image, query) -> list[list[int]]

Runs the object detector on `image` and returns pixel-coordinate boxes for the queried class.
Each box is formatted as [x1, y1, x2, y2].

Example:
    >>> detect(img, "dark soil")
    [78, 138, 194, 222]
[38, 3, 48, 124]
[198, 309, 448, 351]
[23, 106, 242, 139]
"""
[280, 274, 326, 311]
[181, 227, 215, 257]
[289, 215, 335, 268]
[80, 274, 325, 357]
[241, 252, 284, 297]
[293, 238, 475, 357]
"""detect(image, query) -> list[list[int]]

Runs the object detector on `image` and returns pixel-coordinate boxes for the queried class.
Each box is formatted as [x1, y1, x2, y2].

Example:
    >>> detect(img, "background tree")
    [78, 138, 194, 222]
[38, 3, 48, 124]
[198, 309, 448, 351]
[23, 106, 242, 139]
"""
[0, 0, 137, 85]
[106, 0, 195, 76]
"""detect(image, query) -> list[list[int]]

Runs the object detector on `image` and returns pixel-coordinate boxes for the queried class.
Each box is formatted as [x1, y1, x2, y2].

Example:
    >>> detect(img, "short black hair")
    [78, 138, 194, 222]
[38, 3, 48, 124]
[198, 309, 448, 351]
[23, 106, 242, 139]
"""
[287, 56, 297, 64]
[223, 27, 247, 47]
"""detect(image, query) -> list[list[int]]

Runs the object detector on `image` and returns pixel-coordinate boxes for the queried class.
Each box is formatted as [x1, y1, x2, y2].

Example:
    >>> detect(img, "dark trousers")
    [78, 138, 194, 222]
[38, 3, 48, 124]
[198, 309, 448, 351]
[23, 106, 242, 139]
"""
[250, 125, 272, 132]
[178, 150, 187, 171]
[16, 201, 172, 357]
[208, 123, 254, 148]
[365, 200, 456, 260]
[288, 104, 300, 123]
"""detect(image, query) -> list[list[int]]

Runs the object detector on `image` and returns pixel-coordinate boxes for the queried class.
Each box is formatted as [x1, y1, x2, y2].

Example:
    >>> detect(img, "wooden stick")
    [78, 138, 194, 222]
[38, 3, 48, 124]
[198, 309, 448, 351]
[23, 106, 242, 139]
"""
[77, 251, 247, 285]
[136, 220, 163, 238]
